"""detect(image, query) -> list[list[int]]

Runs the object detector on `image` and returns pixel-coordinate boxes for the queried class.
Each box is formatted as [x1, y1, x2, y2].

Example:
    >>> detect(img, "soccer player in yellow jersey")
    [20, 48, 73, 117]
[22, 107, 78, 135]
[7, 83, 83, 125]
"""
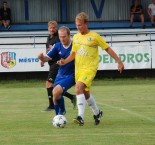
[57, 12, 124, 126]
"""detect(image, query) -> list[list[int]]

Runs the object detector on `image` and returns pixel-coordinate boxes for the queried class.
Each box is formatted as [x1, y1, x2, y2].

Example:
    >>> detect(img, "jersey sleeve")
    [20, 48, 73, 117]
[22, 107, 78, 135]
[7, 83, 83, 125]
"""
[95, 33, 109, 50]
[46, 43, 58, 59]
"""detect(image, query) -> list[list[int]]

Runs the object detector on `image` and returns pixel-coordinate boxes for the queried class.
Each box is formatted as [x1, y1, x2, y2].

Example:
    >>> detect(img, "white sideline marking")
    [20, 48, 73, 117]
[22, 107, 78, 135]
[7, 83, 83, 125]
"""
[0, 131, 155, 136]
[98, 103, 155, 123]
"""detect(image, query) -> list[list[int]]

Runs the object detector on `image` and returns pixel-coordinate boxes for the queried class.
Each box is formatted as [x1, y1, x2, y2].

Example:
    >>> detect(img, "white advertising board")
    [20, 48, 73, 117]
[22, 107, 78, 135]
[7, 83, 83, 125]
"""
[0, 45, 152, 72]
[98, 45, 151, 70]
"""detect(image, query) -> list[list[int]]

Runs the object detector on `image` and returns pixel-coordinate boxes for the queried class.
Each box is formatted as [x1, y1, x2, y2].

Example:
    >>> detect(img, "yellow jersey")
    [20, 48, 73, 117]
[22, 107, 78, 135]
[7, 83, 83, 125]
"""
[72, 31, 109, 73]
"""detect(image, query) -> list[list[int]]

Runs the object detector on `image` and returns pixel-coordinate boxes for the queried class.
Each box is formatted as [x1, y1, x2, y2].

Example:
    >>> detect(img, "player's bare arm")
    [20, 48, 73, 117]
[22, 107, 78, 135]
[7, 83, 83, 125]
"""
[38, 53, 50, 62]
[105, 47, 124, 73]
[57, 52, 75, 65]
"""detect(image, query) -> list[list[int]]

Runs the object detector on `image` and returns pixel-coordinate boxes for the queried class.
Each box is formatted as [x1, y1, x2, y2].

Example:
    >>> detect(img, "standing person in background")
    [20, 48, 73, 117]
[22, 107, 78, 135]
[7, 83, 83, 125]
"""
[57, 12, 124, 126]
[129, 0, 145, 28]
[41, 21, 76, 111]
[0, 1, 11, 29]
[147, 0, 155, 27]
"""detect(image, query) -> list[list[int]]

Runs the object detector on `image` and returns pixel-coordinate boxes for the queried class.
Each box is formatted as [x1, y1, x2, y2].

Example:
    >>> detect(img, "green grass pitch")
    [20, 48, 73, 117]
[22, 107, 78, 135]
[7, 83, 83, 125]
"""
[0, 79, 155, 145]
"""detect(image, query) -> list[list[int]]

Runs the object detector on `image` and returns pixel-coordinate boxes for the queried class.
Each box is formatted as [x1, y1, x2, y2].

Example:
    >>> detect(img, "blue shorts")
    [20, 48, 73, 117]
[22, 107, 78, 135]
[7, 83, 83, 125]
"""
[54, 75, 75, 94]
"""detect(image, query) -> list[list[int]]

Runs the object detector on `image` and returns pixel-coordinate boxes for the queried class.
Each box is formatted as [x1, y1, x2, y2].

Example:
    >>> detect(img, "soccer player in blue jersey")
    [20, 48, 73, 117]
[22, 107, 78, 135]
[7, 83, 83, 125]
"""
[38, 26, 75, 115]
[42, 21, 76, 111]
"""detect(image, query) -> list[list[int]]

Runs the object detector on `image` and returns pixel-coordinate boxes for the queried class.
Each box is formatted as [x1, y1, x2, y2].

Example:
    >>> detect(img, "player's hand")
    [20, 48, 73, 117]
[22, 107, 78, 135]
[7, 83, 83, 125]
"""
[38, 53, 44, 61]
[57, 58, 65, 66]
[40, 61, 44, 67]
[118, 61, 124, 73]
[46, 47, 50, 53]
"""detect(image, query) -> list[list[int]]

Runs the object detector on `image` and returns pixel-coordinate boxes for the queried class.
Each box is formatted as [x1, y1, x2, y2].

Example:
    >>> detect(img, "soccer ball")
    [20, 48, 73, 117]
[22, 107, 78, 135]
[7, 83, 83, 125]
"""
[52, 115, 67, 128]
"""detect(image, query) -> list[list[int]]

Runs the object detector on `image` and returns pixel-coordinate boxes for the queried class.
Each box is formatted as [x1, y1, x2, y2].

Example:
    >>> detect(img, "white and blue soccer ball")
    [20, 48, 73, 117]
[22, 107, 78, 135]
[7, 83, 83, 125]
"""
[52, 115, 67, 128]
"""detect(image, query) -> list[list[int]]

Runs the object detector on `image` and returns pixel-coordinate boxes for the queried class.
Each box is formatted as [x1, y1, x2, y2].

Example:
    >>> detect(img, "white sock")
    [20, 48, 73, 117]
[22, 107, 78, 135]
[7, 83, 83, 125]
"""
[87, 94, 99, 115]
[77, 94, 86, 119]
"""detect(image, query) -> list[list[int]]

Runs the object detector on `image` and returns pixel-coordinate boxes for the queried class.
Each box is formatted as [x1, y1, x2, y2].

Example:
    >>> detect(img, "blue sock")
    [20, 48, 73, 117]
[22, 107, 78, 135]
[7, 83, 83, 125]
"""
[56, 97, 66, 115]
[54, 105, 59, 115]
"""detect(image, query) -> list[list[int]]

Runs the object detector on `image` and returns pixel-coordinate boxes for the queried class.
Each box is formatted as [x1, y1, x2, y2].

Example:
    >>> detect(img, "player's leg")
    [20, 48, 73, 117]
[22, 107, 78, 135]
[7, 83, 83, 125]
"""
[73, 71, 94, 125]
[64, 91, 76, 109]
[73, 81, 86, 126]
[53, 85, 65, 115]
[85, 92, 103, 125]
[53, 75, 75, 115]
[73, 70, 102, 125]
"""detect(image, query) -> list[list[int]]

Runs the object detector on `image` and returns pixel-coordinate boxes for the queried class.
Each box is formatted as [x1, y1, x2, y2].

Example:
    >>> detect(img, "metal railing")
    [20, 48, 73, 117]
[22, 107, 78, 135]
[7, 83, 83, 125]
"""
[0, 29, 155, 47]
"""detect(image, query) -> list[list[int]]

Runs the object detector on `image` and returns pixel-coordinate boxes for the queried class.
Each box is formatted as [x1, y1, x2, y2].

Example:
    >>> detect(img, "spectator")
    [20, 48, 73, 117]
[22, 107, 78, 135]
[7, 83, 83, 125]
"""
[0, 1, 11, 29]
[130, 0, 145, 28]
[147, 0, 155, 27]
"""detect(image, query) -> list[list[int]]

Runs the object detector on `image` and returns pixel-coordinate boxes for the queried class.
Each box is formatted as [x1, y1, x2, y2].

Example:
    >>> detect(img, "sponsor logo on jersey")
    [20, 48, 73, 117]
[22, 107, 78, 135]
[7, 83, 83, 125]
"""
[76, 47, 88, 56]
[87, 37, 92, 41]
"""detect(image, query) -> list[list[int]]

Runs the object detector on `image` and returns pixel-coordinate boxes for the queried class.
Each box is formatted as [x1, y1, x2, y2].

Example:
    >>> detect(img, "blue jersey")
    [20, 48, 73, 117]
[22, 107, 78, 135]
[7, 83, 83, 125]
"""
[47, 42, 74, 78]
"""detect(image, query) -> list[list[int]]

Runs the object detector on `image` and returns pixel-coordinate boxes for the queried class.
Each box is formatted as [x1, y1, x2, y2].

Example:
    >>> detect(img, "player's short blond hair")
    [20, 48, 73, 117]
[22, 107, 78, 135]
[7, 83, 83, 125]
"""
[58, 26, 70, 36]
[75, 12, 88, 23]
[48, 20, 58, 27]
